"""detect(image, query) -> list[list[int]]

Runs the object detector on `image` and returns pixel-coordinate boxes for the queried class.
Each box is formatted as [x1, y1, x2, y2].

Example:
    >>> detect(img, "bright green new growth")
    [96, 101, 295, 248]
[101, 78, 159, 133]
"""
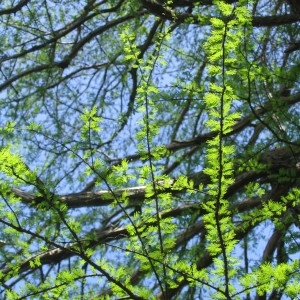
[0, 0, 299, 298]
[201, 2, 246, 298]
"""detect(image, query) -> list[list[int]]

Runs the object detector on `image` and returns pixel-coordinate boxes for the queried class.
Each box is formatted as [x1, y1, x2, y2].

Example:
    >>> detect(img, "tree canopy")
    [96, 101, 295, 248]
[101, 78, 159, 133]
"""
[0, 0, 299, 299]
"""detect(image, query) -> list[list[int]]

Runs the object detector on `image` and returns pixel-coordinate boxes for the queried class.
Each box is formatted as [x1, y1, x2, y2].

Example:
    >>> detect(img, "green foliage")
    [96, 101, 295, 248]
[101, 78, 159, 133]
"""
[80, 106, 102, 139]
[0, 147, 37, 185]
[0, 0, 299, 299]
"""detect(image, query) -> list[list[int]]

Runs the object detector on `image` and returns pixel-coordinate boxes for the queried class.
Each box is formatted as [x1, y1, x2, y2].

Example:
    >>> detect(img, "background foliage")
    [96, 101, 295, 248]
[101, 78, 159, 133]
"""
[0, 0, 299, 299]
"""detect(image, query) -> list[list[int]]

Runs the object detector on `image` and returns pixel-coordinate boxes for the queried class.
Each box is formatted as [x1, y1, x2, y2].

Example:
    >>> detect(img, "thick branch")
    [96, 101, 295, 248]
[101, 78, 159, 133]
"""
[0, 195, 264, 282]
[0, 0, 30, 15]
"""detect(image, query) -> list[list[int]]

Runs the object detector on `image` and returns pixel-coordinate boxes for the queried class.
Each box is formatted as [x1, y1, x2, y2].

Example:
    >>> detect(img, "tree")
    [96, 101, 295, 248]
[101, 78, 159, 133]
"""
[0, 0, 299, 298]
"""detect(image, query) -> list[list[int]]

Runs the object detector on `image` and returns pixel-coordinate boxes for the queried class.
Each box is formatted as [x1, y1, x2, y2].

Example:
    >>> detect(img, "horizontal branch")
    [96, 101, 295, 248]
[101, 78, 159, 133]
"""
[11, 144, 300, 210]
[141, 3, 300, 28]
[0, 194, 265, 281]
[109, 92, 300, 164]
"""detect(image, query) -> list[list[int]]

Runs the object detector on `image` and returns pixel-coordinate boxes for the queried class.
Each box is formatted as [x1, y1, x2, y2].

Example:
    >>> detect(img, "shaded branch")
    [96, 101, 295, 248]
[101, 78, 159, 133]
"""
[0, 0, 31, 16]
